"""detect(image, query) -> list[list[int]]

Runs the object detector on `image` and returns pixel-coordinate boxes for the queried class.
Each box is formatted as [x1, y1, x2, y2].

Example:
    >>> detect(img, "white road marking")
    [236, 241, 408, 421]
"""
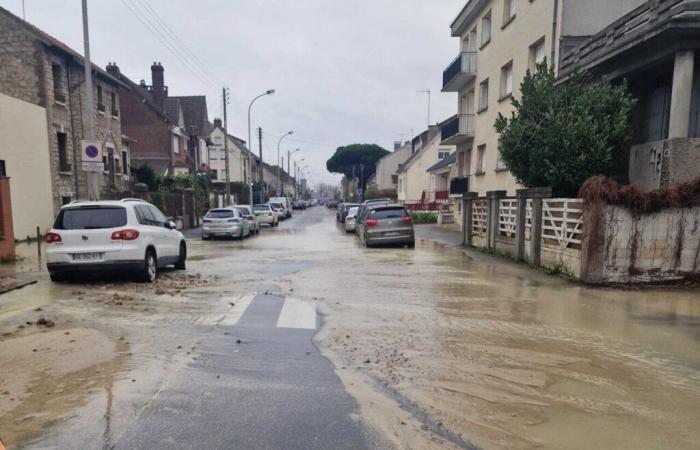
[219, 293, 255, 326]
[276, 297, 317, 330]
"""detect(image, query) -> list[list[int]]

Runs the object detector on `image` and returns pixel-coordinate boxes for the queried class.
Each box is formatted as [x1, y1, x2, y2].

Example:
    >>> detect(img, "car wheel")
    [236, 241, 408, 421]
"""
[406, 240, 415, 249]
[49, 272, 65, 282]
[202, 235, 210, 241]
[175, 242, 186, 270]
[140, 249, 158, 283]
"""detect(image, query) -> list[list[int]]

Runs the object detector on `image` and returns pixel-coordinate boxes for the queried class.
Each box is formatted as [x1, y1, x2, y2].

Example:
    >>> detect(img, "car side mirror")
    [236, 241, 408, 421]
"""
[166, 221, 177, 230]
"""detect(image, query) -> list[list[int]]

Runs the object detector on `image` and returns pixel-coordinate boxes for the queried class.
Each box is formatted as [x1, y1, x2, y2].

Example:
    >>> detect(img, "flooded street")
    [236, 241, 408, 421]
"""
[1, 207, 699, 449]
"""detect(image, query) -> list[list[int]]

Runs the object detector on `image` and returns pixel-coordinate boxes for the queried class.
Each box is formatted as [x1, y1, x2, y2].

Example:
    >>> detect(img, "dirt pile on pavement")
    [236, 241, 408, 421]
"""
[0, 327, 125, 446]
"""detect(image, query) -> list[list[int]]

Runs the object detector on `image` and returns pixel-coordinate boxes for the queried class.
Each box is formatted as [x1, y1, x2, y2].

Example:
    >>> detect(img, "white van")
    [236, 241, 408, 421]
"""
[269, 197, 292, 218]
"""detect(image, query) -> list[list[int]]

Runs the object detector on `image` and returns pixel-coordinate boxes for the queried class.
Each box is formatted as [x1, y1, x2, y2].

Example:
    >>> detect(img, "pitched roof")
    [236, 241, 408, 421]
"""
[168, 96, 209, 136]
[107, 65, 171, 123]
[427, 152, 456, 172]
[0, 6, 121, 86]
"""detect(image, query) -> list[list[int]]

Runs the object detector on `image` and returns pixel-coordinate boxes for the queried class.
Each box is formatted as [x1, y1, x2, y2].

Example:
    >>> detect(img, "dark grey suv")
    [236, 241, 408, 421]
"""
[358, 204, 415, 248]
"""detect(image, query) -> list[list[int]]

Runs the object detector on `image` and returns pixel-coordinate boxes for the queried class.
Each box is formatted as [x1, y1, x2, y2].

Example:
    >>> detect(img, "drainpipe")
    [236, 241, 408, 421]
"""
[551, 0, 559, 69]
[66, 61, 81, 199]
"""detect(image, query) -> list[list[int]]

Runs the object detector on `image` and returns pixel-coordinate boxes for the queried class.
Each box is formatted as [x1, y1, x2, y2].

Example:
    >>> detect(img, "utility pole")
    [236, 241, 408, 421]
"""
[222, 87, 231, 205]
[258, 127, 264, 202]
[189, 127, 199, 227]
[281, 157, 285, 195]
[82, 0, 98, 200]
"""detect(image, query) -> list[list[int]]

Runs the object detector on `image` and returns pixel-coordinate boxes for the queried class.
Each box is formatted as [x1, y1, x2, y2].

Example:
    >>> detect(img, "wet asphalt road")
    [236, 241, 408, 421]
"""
[114, 291, 382, 450]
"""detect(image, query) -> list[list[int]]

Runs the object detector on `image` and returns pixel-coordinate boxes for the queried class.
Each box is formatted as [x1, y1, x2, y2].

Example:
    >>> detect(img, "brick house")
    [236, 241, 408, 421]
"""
[0, 7, 128, 213]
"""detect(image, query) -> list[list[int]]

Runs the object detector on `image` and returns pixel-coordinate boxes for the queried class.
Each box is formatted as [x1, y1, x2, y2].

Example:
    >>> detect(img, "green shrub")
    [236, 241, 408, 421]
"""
[410, 212, 437, 224]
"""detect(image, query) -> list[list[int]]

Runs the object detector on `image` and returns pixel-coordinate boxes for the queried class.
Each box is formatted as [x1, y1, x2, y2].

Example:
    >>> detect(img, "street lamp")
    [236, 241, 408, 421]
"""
[293, 157, 305, 199]
[287, 147, 300, 189]
[247, 89, 274, 205]
[277, 130, 293, 194]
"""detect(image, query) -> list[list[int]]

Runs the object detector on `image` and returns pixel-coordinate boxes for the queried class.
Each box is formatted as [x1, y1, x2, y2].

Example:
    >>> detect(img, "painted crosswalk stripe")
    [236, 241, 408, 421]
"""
[276, 297, 317, 330]
[218, 293, 255, 326]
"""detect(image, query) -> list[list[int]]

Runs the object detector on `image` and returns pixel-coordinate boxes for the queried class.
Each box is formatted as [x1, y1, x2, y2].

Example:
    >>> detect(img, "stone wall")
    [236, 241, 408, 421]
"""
[0, 9, 126, 213]
[582, 204, 700, 284]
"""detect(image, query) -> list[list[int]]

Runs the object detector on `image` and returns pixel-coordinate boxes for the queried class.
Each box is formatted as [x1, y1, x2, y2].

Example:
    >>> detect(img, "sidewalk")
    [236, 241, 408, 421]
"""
[413, 223, 463, 247]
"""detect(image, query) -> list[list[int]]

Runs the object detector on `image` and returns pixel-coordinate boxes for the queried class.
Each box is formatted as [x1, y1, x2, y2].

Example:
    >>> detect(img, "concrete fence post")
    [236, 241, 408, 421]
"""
[462, 192, 478, 247]
[515, 189, 528, 262]
[528, 187, 552, 267]
[486, 190, 507, 251]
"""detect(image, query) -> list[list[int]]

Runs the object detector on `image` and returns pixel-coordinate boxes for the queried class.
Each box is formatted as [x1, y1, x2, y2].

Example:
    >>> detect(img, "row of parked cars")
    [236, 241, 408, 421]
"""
[336, 199, 415, 248]
[45, 196, 300, 283]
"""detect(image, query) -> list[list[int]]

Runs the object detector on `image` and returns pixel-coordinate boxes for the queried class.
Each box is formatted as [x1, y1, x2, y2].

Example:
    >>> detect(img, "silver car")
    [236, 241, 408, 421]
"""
[254, 204, 279, 227]
[358, 204, 414, 248]
[202, 208, 250, 240]
[344, 206, 359, 232]
[233, 205, 260, 235]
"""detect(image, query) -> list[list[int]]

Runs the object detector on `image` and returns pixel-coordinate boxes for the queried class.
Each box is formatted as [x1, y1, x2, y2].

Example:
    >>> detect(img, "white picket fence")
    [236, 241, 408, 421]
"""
[472, 199, 487, 237]
[541, 199, 584, 250]
[498, 199, 517, 239]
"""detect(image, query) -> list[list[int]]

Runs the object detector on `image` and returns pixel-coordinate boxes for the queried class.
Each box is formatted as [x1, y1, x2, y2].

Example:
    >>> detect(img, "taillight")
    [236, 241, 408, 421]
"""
[111, 229, 140, 240]
[46, 232, 62, 243]
[401, 216, 412, 224]
[365, 219, 378, 227]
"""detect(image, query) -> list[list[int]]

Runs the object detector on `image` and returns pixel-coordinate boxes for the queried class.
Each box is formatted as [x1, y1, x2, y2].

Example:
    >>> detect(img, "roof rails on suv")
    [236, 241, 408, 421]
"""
[120, 198, 147, 203]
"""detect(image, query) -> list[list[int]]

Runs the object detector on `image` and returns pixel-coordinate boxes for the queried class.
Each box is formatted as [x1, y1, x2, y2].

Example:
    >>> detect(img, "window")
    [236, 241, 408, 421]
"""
[57, 131, 70, 172]
[149, 206, 167, 226]
[102, 155, 108, 172]
[481, 11, 491, 46]
[110, 91, 118, 116]
[478, 79, 489, 112]
[0, 160, 5, 177]
[529, 38, 546, 71]
[477, 145, 486, 174]
[500, 62, 513, 99]
[172, 135, 180, 154]
[496, 143, 507, 170]
[122, 150, 129, 175]
[438, 150, 451, 160]
[97, 85, 105, 112]
[503, 0, 516, 25]
[61, 196, 71, 205]
[54, 207, 127, 230]
[51, 64, 65, 103]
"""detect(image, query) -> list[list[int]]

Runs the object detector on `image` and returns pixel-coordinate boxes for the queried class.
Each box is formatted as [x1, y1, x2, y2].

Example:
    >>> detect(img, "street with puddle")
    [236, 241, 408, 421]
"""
[0, 208, 698, 449]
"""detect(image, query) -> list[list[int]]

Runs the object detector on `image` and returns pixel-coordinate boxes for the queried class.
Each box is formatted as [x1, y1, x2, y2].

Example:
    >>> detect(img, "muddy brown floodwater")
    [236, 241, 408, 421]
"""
[1, 209, 699, 450]
[279, 213, 700, 450]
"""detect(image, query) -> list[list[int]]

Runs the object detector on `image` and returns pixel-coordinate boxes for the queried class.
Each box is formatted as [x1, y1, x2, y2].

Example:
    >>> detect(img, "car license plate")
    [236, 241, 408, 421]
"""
[384, 232, 400, 237]
[73, 252, 102, 261]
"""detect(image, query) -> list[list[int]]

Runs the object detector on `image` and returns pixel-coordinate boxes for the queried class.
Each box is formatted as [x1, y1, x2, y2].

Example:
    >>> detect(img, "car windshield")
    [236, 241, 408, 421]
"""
[370, 207, 407, 219]
[347, 207, 359, 216]
[206, 209, 235, 219]
[234, 208, 250, 215]
[54, 206, 127, 229]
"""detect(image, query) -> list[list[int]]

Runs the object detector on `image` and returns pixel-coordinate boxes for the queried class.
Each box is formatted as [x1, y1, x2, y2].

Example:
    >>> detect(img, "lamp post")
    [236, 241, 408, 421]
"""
[277, 131, 293, 195]
[293, 157, 304, 199]
[288, 148, 300, 197]
[248, 89, 274, 204]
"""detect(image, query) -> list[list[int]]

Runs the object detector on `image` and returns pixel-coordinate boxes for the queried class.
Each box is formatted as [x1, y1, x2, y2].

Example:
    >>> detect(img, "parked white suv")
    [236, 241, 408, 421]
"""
[46, 199, 187, 282]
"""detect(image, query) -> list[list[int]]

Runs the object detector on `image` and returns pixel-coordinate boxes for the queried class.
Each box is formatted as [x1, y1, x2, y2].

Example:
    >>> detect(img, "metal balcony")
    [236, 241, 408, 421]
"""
[442, 52, 477, 92]
[441, 114, 475, 145]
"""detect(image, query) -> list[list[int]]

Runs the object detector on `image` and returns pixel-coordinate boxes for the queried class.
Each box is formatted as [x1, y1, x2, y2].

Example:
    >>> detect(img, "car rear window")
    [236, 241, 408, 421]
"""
[206, 209, 235, 219]
[254, 206, 268, 211]
[369, 207, 407, 219]
[270, 203, 283, 208]
[55, 207, 127, 230]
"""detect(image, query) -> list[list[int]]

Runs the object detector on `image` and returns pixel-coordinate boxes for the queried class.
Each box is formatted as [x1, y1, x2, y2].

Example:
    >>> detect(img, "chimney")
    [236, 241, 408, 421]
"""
[393, 140, 402, 152]
[213, 118, 222, 129]
[106, 62, 120, 76]
[151, 62, 165, 110]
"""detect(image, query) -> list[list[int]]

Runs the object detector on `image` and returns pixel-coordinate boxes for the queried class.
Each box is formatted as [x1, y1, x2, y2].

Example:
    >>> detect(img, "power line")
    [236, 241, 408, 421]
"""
[120, 0, 216, 91]
[132, 0, 225, 87]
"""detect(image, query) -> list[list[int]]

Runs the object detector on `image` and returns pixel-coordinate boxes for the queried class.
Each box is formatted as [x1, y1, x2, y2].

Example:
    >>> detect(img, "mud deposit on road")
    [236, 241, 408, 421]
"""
[285, 218, 700, 449]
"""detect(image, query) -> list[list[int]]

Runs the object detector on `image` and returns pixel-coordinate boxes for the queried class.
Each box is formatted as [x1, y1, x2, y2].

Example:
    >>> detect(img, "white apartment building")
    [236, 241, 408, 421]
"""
[208, 119, 251, 184]
[442, 0, 645, 196]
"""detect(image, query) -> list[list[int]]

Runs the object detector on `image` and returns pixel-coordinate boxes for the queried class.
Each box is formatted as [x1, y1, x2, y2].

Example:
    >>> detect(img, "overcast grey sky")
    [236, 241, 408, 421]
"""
[1, 0, 465, 185]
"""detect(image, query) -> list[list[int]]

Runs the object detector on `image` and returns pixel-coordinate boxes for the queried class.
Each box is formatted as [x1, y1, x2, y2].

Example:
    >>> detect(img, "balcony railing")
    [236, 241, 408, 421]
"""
[450, 177, 469, 196]
[442, 52, 477, 91]
[441, 114, 475, 144]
